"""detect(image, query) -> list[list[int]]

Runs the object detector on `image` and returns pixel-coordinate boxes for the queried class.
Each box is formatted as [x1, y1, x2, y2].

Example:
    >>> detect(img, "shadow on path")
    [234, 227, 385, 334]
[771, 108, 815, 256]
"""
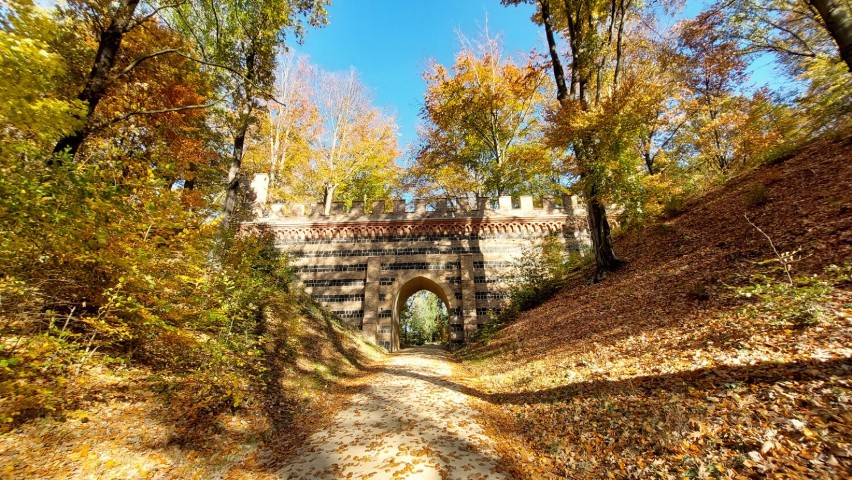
[382, 356, 852, 405]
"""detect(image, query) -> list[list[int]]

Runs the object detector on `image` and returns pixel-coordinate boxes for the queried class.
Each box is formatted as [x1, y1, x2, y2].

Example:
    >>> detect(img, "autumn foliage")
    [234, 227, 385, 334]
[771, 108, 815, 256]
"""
[459, 136, 852, 479]
[412, 35, 558, 200]
[0, 0, 380, 466]
[1, 0, 851, 476]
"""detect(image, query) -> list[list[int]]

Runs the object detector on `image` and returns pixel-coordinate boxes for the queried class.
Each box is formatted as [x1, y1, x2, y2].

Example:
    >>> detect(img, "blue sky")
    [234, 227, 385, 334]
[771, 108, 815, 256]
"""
[33, 0, 778, 153]
[295, 0, 544, 153]
[294, 1, 783, 157]
[294, 1, 719, 154]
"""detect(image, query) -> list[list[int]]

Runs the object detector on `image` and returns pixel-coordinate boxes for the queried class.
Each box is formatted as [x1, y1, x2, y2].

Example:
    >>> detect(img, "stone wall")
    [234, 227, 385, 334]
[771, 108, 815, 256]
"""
[247, 186, 590, 351]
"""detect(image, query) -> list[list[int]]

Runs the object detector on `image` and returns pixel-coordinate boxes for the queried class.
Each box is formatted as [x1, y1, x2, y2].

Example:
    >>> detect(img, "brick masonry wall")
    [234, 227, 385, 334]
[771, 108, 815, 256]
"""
[247, 184, 590, 351]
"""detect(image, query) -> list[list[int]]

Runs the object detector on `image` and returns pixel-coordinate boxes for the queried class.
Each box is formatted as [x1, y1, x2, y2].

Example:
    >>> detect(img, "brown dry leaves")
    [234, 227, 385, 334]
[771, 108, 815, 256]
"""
[466, 300, 851, 479]
[0, 314, 384, 479]
[458, 136, 852, 479]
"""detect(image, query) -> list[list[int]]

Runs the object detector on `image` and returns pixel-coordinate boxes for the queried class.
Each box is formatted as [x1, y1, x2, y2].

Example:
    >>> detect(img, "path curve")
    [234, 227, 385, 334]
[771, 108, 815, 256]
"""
[277, 346, 507, 479]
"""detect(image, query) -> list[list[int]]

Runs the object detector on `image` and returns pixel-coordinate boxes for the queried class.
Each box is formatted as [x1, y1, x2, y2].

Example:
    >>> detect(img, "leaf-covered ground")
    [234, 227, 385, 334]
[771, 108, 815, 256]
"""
[279, 346, 508, 479]
[458, 135, 852, 479]
[0, 304, 384, 479]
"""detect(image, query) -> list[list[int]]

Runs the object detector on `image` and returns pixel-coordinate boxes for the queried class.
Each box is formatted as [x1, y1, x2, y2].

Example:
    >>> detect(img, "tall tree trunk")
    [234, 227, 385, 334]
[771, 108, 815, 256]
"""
[547, 0, 622, 280]
[810, 0, 852, 72]
[586, 191, 623, 282]
[222, 121, 249, 229]
[52, 0, 141, 159]
[222, 50, 257, 229]
[323, 183, 337, 215]
[540, 0, 568, 100]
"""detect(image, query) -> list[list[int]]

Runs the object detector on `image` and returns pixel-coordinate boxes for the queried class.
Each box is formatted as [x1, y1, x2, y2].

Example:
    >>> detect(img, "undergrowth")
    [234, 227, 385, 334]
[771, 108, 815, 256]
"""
[737, 264, 851, 329]
[473, 235, 590, 343]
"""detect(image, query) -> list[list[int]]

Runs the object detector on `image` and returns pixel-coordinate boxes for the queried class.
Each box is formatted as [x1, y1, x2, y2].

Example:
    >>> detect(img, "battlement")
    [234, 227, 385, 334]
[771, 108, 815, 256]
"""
[249, 174, 587, 223]
[257, 195, 587, 223]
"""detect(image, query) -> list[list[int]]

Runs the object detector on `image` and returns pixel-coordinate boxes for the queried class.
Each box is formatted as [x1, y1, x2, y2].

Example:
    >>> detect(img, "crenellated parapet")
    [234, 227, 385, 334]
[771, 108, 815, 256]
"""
[259, 194, 586, 221]
[249, 194, 589, 243]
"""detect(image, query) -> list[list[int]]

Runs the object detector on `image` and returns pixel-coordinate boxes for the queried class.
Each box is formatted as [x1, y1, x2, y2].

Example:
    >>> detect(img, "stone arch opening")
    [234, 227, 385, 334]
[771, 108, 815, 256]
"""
[390, 275, 455, 352]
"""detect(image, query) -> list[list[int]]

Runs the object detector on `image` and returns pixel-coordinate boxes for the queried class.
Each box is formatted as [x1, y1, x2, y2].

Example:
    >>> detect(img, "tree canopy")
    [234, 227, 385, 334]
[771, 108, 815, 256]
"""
[411, 34, 561, 201]
[244, 57, 400, 213]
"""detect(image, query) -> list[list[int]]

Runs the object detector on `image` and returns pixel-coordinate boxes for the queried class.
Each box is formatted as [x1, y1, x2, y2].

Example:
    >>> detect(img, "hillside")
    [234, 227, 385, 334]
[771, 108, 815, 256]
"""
[458, 135, 852, 479]
[0, 297, 384, 478]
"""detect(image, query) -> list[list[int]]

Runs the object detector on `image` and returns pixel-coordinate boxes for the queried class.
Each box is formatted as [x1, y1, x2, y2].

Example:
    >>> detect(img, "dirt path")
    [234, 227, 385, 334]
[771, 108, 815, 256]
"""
[276, 346, 508, 479]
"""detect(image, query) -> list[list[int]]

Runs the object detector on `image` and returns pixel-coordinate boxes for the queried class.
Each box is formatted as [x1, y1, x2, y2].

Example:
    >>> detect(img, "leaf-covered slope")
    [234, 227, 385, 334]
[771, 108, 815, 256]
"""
[459, 135, 852, 479]
[0, 298, 383, 479]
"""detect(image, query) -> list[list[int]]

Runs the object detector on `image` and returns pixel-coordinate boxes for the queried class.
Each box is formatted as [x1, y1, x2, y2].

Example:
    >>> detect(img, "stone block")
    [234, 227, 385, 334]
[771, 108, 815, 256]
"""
[519, 195, 534, 211]
[371, 200, 386, 215]
[542, 197, 556, 212]
[329, 202, 346, 215]
[435, 198, 447, 213]
[291, 203, 306, 216]
[393, 199, 407, 214]
[498, 196, 513, 211]
[350, 201, 364, 216]
[455, 197, 470, 212]
[269, 202, 285, 218]
[361, 321, 378, 346]
[562, 194, 579, 210]
[476, 197, 490, 211]
[414, 199, 427, 214]
[250, 173, 269, 207]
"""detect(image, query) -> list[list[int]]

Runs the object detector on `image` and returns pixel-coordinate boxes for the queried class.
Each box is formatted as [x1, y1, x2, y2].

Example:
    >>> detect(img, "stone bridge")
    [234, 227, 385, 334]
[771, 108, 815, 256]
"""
[248, 188, 590, 351]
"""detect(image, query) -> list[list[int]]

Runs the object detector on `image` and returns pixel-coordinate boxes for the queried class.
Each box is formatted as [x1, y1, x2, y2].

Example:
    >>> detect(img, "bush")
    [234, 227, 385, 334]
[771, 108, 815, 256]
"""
[0, 157, 295, 428]
[745, 184, 770, 207]
[736, 264, 849, 329]
[663, 195, 689, 218]
[507, 236, 579, 311]
[472, 236, 589, 342]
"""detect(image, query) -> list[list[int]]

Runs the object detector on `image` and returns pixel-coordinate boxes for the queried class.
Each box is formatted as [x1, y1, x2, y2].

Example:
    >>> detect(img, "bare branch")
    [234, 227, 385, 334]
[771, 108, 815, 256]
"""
[116, 47, 290, 106]
[127, 1, 187, 30]
[118, 48, 180, 77]
[91, 102, 215, 132]
[745, 214, 794, 286]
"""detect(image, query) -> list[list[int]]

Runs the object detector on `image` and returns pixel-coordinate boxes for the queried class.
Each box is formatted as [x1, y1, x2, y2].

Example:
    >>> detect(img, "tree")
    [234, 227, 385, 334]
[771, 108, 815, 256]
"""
[77, 21, 218, 196]
[629, 37, 688, 177]
[597, 32, 693, 223]
[46, 0, 329, 224]
[276, 67, 401, 213]
[312, 69, 399, 214]
[413, 34, 556, 200]
[50, 0, 144, 158]
[172, 0, 328, 226]
[809, 0, 852, 72]
[47, 0, 216, 159]
[244, 62, 399, 212]
[0, 1, 86, 153]
[507, 0, 650, 280]
[675, 12, 794, 175]
[400, 291, 447, 346]
[677, 12, 749, 173]
[5, 1, 217, 182]
[720, 0, 850, 73]
[265, 52, 318, 198]
[711, 0, 851, 131]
